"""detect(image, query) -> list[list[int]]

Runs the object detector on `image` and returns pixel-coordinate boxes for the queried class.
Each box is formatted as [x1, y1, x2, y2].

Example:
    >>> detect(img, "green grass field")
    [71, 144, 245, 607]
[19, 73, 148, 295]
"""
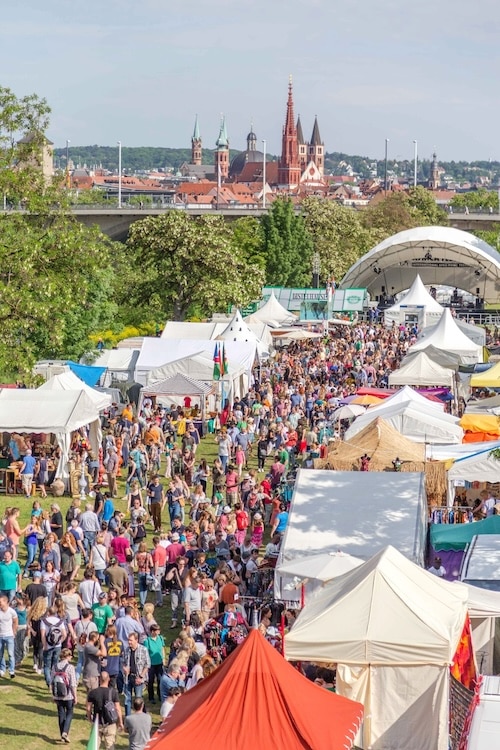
[0, 432, 246, 748]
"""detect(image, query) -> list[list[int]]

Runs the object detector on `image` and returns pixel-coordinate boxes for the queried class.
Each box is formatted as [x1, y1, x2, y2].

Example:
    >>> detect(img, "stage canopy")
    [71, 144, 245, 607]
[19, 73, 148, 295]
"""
[341, 225, 500, 303]
[148, 630, 363, 750]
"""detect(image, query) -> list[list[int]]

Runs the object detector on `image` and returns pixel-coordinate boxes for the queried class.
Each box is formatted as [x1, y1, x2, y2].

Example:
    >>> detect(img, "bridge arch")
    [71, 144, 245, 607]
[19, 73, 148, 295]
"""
[341, 226, 500, 304]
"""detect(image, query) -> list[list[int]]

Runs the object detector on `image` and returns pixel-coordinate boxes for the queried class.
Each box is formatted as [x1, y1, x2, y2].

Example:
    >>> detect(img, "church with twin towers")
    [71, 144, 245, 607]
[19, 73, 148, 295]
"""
[186, 78, 325, 190]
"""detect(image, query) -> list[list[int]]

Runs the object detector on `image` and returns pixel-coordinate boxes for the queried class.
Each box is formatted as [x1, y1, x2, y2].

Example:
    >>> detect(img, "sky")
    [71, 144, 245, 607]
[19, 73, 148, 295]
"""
[2, 0, 500, 161]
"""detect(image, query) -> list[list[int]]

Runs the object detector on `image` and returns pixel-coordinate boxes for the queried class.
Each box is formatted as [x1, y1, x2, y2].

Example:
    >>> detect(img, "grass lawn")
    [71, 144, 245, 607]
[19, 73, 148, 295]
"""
[0, 431, 264, 747]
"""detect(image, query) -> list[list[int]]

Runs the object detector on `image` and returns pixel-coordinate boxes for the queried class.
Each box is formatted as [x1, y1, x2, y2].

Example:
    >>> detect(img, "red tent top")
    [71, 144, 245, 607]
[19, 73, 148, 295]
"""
[147, 630, 363, 750]
[356, 386, 443, 403]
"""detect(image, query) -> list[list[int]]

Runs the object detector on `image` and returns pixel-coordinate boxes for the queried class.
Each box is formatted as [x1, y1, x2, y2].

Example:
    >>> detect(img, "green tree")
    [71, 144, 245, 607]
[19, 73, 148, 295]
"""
[450, 189, 498, 211]
[301, 197, 374, 282]
[126, 212, 264, 320]
[407, 185, 448, 225]
[260, 198, 313, 286]
[361, 189, 447, 242]
[0, 86, 120, 377]
[232, 216, 266, 270]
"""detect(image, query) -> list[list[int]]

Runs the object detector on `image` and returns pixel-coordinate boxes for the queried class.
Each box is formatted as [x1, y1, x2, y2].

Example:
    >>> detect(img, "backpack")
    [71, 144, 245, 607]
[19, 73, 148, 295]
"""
[102, 689, 119, 725]
[51, 663, 70, 699]
[44, 617, 64, 647]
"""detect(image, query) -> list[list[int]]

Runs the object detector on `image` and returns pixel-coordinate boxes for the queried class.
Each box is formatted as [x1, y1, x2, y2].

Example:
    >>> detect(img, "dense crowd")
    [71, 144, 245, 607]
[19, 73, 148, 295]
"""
[0, 321, 456, 748]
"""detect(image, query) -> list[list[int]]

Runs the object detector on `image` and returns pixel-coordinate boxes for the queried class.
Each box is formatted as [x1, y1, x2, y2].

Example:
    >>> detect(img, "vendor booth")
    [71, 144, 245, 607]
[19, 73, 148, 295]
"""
[147, 630, 364, 750]
[140, 374, 214, 432]
[38, 370, 112, 412]
[383, 274, 443, 327]
[285, 546, 471, 750]
[429, 516, 500, 581]
[408, 308, 483, 365]
[275, 551, 364, 605]
[0, 389, 101, 481]
[388, 351, 455, 389]
[461, 582, 500, 674]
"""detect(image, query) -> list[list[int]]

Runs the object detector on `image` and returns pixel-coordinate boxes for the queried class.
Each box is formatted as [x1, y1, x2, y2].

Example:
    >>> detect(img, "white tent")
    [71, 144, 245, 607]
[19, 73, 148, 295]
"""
[466, 394, 500, 414]
[373, 384, 445, 412]
[447, 450, 500, 504]
[275, 551, 364, 604]
[420, 317, 486, 347]
[140, 374, 215, 415]
[426, 440, 500, 461]
[275, 469, 427, 599]
[216, 309, 270, 357]
[344, 401, 462, 444]
[285, 546, 469, 750]
[459, 582, 500, 674]
[388, 351, 455, 388]
[0, 389, 102, 478]
[408, 308, 483, 364]
[160, 319, 272, 352]
[384, 274, 443, 327]
[38, 371, 112, 412]
[90, 348, 140, 385]
[244, 290, 298, 328]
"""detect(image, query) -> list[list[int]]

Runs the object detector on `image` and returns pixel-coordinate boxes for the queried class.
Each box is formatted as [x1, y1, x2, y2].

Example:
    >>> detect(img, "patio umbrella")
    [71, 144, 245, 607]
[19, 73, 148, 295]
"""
[352, 394, 383, 406]
[333, 404, 367, 420]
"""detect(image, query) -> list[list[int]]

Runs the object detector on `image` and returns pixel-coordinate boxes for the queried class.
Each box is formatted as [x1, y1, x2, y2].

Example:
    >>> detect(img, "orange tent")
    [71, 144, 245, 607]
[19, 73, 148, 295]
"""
[148, 630, 364, 750]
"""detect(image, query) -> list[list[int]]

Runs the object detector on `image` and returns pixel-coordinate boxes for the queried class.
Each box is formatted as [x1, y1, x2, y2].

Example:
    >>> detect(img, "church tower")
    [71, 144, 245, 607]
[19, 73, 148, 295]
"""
[247, 123, 257, 153]
[278, 77, 301, 190]
[191, 115, 202, 166]
[308, 116, 324, 177]
[428, 152, 440, 190]
[297, 115, 307, 173]
[215, 115, 229, 182]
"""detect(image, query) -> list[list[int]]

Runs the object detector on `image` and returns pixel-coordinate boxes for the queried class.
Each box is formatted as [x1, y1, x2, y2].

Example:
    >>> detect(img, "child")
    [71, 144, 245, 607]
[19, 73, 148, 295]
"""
[234, 445, 246, 478]
[251, 513, 264, 548]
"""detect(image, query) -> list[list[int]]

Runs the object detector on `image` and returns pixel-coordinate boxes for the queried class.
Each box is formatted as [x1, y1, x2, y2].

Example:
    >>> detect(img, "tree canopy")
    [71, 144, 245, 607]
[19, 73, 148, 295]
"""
[261, 198, 313, 287]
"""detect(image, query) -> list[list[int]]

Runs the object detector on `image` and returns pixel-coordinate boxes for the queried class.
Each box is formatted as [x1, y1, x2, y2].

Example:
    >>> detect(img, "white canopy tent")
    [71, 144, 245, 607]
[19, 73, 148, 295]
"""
[216, 309, 270, 357]
[285, 546, 469, 750]
[466, 395, 500, 414]
[275, 469, 427, 599]
[426, 440, 500, 461]
[90, 348, 140, 385]
[408, 308, 483, 364]
[388, 351, 455, 388]
[447, 450, 500, 504]
[384, 274, 443, 327]
[420, 317, 486, 348]
[373, 384, 445, 412]
[140, 374, 215, 415]
[0, 389, 102, 479]
[38, 371, 112, 412]
[344, 400, 463, 444]
[244, 290, 298, 328]
[160, 319, 272, 352]
[460, 582, 500, 674]
[275, 551, 364, 605]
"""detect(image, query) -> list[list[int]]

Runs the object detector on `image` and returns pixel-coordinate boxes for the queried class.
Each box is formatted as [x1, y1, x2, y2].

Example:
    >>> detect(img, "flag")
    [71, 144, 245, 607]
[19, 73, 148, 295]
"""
[86, 717, 99, 750]
[222, 343, 229, 376]
[213, 342, 221, 381]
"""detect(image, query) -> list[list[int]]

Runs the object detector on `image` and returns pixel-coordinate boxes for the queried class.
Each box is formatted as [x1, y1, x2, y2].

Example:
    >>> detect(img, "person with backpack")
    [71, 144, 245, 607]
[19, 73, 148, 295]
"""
[74, 608, 97, 684]
[51, 647, 77, 743]
[87, 670, 123, 750]
[41, 604, 67, 686]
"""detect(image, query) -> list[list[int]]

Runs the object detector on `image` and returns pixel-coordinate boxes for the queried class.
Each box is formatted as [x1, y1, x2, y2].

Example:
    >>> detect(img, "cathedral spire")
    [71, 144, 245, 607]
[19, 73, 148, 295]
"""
[191, 114, 202, 166]
[310, 116, 322, 146]
[192, 114, 200, 140]
[278, 76, 301, 190]
[296, 115, 305, 145]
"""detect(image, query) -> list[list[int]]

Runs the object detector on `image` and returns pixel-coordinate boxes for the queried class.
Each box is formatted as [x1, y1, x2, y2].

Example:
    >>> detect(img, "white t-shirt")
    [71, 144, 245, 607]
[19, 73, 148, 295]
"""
[74, 619, 98, 652]
[428, 565, 446, 577]
[160, 700, 175, 719]
[0, 607, 17, 637]
[79, 579, 102, 609]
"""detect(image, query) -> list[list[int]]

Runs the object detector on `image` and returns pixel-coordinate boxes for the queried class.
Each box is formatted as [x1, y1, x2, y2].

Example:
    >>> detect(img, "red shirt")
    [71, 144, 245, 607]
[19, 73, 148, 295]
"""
[110, 536, 130, 564]
[166, 542, 186, 564]
[152, 545, 167, 568]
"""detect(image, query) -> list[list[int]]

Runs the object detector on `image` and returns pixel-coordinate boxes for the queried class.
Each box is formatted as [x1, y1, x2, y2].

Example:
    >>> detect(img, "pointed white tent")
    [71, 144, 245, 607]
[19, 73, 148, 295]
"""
[275, 551, 364, 604]
[420, 317, 486, 347]
[384, 275, 443, 327]
[217, 309, 270, 357]
[375, 384, 445, 411]
[244, 291, 298, 328]
[286, 545, 469, 750]
[38, 370, 112, 411]
[388, 351, 455, 388]
[408, 308, 483, 364]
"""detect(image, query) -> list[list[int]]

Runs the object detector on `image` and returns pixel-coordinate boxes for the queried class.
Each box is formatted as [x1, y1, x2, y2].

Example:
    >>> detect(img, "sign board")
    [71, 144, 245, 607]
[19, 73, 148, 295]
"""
[262, 287, 366, 319]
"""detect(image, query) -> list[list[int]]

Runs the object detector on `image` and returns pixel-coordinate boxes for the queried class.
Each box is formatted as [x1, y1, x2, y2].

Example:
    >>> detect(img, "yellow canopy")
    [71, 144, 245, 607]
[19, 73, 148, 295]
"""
[459, 413, 500, 435]
[471, 361, 500, 388]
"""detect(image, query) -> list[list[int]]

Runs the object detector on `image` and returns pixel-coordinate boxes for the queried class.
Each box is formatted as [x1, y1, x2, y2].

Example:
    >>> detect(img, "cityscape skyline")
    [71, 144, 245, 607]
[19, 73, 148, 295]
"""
[2, 0, 499, 161]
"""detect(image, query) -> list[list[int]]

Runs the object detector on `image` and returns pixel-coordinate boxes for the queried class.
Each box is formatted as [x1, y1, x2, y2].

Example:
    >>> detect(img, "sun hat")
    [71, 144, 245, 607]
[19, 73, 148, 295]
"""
[223, 505, 231, 514]
[253, 513, 263, 521]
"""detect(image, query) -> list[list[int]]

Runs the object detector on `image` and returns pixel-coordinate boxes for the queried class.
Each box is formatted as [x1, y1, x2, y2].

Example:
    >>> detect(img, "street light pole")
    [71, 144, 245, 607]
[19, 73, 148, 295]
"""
[413, 140, 418, 187]
[117, 141, 122, 208]
[312, 251, 321, 289]
[65, 139, 70, 188]
[384, 138, 389, 196]
[262, 139, 266, 209]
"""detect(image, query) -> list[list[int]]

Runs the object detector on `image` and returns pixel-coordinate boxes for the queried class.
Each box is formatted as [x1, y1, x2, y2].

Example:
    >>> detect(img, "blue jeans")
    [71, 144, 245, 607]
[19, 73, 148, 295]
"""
[56, 700, 74, 737]
[0, 635, 15, 674]
[123, 675, 145, 716]
[83, 531, 96, 558]
[138, 573, 148, 606]
[75, 649, 85, 681]
[43, 646, 61, 686]
[24, 542, 38, 574]
[220, 455, 228, 470]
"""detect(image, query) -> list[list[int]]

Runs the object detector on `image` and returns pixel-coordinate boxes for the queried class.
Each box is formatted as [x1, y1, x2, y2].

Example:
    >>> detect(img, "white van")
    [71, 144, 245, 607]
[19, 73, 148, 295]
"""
[467, 675, 500, 749]
[460, 534, 500, 592]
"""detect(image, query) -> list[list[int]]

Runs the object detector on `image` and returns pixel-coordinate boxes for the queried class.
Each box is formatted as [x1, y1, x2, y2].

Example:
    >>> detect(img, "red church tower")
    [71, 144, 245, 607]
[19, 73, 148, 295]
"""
[278, 77, 301, 190]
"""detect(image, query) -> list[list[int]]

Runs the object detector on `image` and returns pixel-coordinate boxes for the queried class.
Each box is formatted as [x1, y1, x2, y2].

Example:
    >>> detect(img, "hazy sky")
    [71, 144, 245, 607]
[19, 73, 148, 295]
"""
[2, 0, 499, 161]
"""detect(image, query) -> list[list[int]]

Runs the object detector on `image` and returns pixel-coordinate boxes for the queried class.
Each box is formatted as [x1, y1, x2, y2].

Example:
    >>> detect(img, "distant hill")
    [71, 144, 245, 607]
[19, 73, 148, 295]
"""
[53, 145, 500, 184]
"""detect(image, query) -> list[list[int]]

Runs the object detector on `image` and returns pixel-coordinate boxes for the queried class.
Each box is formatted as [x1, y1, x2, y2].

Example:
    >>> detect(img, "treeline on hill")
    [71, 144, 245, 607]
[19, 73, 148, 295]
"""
[53, 145, 500, 182]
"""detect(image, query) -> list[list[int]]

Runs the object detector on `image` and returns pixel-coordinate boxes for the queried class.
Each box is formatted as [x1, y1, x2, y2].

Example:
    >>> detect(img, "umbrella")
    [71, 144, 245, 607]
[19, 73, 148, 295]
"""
[352, 394, 383, 406]
[333, 404, 367, 420]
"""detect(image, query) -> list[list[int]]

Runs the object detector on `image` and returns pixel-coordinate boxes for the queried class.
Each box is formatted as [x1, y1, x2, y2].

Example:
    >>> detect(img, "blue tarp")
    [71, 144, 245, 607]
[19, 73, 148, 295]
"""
[66, 361, 105, 387]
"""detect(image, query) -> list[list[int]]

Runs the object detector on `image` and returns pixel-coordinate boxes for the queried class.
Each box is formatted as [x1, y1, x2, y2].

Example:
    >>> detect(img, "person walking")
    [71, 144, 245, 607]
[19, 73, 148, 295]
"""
[41, 603, 68, 686]
[124, 697, 152, 750]
[144, 623, 165, 704]
[146, 475, 165, 533]
[87, 670, 123, 750]
[51, 647, 77, 743]
[121, 632, 150, 716]
[0, 593, 18, 678]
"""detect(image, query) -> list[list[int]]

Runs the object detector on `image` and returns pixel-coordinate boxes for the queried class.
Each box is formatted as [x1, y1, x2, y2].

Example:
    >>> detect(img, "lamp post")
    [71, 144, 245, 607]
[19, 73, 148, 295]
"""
[262, 139, 267, 209]
[413, 140, 418, 187]
[117, 140, 122, 208]
[65, 139, 70, 189]
[312, 251, 321, 289]
[384, 138, 389, 195]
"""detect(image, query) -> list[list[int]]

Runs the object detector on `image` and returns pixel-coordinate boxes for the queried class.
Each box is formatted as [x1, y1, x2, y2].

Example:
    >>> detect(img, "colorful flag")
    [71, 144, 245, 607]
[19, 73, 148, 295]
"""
[213, 342, 221, 381]
[86, 718, 99, 750]
[222, 343, 229, 376]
